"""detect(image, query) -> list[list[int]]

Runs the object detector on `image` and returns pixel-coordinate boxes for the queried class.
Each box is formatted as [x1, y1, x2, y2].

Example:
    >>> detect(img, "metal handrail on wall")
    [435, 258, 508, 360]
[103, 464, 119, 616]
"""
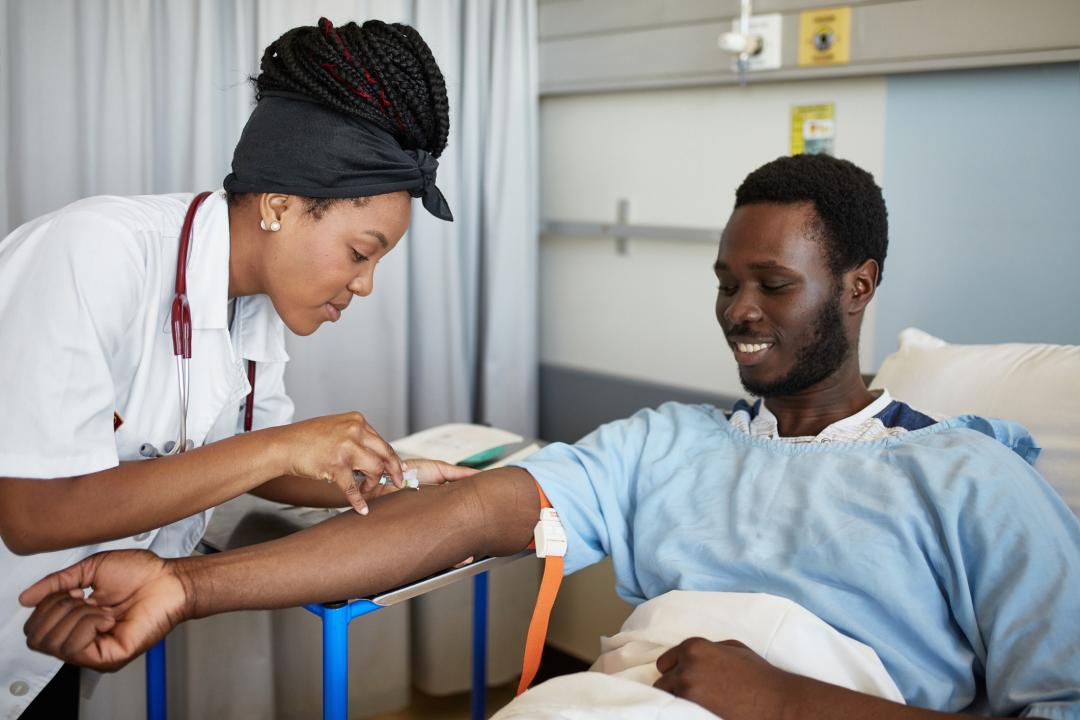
[541, 199, 722, 254]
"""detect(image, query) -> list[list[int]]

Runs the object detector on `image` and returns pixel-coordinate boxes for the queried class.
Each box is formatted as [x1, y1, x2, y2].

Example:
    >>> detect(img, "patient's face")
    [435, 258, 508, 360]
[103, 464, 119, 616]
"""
[714, 202, 851, 397]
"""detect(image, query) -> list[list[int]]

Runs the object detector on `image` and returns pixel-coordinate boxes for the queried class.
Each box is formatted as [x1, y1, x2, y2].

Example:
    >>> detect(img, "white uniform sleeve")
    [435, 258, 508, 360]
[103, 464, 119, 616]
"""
[0, 210, 145, 478]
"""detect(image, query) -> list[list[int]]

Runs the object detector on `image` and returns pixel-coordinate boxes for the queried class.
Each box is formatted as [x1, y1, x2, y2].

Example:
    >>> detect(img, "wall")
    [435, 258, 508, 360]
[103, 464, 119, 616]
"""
[539, 76, 886, 400]
[873, 62, 1080, 362]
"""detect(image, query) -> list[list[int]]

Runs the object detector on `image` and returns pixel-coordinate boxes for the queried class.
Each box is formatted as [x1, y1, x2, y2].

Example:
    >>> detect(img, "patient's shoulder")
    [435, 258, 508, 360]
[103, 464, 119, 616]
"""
[893, 416, 1058, 518]
[934, 415, 1041, 467]
[649, 400, 730, 428]
[596, 402, 730, 452]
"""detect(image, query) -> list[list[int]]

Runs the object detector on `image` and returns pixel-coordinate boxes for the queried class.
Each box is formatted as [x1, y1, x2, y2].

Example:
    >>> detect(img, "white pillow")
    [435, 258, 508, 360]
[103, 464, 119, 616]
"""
[870, 328, 1080, 516]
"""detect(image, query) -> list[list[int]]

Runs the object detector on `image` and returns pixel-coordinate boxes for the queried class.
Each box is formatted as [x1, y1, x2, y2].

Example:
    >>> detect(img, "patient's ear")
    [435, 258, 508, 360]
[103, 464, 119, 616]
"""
[844, 259, 878, 314]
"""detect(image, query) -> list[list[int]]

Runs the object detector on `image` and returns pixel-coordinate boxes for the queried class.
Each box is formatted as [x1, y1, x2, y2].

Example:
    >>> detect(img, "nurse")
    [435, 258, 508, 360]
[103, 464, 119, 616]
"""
[0, 18, 468, 719]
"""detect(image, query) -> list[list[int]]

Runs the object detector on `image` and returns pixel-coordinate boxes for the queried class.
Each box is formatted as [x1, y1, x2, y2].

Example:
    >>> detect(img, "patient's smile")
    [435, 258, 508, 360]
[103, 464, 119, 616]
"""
[731, 340, 774, 366]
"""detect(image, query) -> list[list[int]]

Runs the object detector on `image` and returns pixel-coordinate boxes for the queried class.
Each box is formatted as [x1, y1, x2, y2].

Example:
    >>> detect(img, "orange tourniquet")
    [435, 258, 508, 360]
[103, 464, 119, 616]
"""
[517, 483, 565, 696]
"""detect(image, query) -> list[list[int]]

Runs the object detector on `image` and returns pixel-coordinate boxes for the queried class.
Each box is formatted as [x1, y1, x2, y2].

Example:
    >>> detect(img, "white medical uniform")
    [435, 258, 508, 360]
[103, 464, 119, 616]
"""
[0, 191, 294, 718]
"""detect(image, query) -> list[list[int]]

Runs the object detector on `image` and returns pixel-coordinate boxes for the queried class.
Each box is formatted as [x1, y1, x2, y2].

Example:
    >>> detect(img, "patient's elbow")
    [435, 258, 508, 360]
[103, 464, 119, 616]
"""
[469, 467, 539, 557]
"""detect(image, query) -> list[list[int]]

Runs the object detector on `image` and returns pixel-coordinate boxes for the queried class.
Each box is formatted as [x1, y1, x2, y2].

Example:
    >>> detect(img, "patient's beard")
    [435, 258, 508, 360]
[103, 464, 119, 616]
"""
[740, 293, 851, 398]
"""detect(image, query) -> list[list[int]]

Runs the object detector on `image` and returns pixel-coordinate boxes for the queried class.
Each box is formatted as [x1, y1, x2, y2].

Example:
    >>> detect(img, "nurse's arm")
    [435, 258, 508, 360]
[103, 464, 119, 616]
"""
[0, 431, 283, 555]
[0, 412, 404, 555]
[20, 467, 539, 671]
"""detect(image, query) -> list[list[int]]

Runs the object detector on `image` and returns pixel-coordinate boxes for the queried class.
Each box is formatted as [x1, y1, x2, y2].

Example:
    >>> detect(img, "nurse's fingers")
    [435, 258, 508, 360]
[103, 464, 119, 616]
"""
[335, 469, 369, 516]
[355, 427, 404, 489]
[349, 444, 403, 496]
[20, 556, 99, 607]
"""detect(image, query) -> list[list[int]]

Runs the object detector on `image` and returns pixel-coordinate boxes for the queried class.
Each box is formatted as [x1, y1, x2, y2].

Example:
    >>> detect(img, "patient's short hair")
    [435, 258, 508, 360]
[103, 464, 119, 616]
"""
[735, 155, 888, 286]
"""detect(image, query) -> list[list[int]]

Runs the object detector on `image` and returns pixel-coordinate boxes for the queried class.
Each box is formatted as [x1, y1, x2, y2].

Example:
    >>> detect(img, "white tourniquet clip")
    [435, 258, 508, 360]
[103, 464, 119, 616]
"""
[533, 508, 568, 559]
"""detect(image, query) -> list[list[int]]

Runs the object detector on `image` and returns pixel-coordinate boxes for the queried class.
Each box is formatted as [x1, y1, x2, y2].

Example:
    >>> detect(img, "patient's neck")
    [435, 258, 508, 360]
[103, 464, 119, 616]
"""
[763, 361, 875, 438]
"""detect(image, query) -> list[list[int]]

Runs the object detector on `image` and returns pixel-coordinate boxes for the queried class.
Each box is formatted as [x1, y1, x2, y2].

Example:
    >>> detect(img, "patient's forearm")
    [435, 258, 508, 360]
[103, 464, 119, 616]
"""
[175, 467, 538, 619]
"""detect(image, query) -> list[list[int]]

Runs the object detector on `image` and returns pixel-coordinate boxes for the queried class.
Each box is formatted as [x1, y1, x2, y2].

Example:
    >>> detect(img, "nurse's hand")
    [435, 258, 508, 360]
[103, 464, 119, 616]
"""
[19, 550, 187, 672]
[278, 412, 409, 515]
[363, 458, 478, 500]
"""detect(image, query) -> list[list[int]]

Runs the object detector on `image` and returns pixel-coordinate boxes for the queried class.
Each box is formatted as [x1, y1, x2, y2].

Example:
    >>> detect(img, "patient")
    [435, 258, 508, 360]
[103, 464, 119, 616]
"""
[20, 155, 1080, 719]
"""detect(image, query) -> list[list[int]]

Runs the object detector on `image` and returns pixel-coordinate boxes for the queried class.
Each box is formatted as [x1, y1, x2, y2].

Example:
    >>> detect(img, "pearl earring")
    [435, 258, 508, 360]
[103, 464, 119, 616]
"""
[269, 221, 281, 232]
[260, 219, 269, 231]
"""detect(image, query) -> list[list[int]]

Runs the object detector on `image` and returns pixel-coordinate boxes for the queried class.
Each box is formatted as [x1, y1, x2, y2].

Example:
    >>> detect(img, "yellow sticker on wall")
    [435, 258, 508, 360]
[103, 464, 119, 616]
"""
[791, 104, 835, 156]
[798, 6, 851, 66]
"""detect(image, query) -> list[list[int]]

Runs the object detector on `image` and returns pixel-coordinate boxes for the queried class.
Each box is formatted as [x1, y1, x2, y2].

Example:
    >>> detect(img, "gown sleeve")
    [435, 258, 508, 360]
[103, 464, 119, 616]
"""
[513, 407, 664, 576]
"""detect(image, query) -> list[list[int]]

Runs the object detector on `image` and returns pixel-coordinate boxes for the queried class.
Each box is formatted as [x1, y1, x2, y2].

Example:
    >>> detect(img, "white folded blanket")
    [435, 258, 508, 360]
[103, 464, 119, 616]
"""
[493, 591, 904, 719]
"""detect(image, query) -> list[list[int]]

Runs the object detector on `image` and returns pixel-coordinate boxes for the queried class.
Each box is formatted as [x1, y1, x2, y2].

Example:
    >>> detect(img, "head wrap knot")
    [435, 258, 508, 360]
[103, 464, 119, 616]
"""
[406, 149, 452, 221]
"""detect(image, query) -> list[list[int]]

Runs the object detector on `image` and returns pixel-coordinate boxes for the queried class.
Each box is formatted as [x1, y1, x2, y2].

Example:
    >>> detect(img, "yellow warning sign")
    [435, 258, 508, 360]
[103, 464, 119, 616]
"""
[790, 104, 835, 156]
[798, 6, 851, 66]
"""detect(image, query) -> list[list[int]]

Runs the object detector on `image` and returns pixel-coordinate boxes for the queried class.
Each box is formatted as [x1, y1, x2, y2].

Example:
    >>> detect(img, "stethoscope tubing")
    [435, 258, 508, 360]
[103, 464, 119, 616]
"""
[157, 191, 213, 457]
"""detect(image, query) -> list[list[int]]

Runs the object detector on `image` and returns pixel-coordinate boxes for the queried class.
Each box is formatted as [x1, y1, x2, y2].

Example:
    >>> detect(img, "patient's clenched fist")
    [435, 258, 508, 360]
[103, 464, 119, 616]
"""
[654, 637, 789, 720]
[20, 550, 190, 672]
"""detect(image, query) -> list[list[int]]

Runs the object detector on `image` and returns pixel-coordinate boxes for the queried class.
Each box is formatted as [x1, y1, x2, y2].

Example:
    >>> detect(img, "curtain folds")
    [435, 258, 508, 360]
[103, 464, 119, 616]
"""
[1, 1, 538, 716]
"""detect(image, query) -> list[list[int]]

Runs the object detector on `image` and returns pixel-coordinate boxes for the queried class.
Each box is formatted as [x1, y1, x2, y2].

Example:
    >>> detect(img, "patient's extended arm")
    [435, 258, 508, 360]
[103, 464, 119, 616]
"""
[19, 467, 539, 671]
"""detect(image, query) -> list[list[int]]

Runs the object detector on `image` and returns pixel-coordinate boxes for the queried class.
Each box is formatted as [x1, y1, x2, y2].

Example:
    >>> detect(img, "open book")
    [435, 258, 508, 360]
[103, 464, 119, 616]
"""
[392, 423, 540, 468]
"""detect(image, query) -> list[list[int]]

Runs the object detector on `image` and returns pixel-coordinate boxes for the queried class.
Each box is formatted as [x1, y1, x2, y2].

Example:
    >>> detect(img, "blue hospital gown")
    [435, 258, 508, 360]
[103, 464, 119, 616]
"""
[515, 402, 1080, 718]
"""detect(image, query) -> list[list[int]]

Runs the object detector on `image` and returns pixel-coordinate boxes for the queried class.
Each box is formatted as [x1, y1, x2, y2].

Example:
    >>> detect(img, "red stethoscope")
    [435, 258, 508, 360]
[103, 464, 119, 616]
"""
[145, 191, 255, 457]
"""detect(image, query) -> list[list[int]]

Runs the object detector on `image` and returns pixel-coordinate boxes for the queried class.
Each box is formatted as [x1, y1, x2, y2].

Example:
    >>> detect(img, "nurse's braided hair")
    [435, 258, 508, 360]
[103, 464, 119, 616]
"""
[257, 17, 449, 159]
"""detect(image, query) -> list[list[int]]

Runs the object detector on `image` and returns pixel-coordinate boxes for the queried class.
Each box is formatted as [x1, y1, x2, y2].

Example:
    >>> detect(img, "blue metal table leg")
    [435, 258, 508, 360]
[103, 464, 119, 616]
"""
[303, 600, 382, 720]
[146, 638, 167, 720]
[320, 603, 350, 720]
[471, 571, 489, 720]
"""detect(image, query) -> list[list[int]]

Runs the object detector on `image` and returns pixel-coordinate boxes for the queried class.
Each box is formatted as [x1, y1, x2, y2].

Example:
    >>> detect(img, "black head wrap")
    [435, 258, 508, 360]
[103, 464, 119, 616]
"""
[223, 90, 453, 221]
